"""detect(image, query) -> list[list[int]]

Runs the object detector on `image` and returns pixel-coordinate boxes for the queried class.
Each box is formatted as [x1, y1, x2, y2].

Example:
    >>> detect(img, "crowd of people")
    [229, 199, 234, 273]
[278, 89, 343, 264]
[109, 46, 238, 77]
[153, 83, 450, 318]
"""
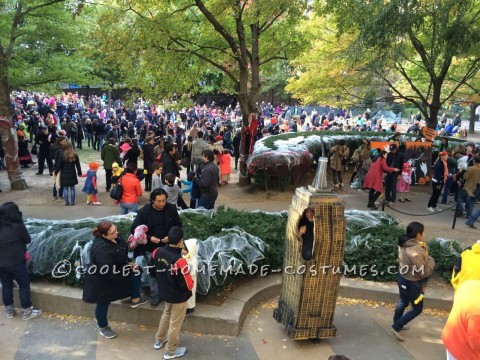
[2, 91, 480, 358]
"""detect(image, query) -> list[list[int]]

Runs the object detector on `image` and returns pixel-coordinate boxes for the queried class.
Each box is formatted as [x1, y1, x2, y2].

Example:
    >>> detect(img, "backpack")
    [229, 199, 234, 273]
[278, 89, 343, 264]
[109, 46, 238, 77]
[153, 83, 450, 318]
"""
[109, 176, 124, 200]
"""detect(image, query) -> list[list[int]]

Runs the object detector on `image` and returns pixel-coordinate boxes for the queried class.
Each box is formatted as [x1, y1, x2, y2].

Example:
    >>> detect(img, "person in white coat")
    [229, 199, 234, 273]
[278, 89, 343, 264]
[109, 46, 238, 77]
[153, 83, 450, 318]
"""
[183, 238, 198, 316]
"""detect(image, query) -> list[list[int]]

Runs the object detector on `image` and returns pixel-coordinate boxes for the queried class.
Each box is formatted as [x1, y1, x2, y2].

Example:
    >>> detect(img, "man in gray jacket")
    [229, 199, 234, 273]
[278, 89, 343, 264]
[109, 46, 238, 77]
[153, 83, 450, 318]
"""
[191, 131, 210, 174]
[194, 150, 219, 209]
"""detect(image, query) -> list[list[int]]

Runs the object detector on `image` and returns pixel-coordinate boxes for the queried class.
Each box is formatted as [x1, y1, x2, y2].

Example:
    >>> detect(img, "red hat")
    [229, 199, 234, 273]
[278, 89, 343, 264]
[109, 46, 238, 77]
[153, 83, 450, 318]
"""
[89, 162, 99, 170]
[440, 151, 448, 156]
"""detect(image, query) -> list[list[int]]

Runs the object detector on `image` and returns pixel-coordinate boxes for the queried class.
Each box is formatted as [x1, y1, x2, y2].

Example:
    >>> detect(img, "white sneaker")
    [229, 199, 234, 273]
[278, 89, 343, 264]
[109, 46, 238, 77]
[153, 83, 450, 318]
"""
[427, 207, 435, 212]
[92, 202, 102, 205]
[164, 347, 187, 359]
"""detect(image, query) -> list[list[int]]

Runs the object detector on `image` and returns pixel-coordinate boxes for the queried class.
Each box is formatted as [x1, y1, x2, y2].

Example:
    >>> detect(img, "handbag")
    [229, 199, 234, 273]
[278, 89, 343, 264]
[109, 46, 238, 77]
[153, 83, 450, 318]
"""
[30, 144, 38, 155]
[110, 176, 124, 200]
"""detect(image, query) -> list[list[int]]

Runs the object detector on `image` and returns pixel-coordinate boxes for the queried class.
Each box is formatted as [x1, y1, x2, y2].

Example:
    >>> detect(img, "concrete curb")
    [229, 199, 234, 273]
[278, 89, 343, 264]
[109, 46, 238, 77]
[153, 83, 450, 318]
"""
[19, 275, 452, 336]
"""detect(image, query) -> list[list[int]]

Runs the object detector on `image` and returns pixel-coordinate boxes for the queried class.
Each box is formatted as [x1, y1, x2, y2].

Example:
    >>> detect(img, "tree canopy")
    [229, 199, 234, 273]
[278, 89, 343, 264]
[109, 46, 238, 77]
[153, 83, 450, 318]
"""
[294, 0, 480, 128]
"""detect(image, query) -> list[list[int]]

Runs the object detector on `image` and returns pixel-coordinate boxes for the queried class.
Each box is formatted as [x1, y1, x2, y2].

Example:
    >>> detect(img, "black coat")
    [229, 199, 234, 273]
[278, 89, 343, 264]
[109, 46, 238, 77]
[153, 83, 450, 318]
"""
[82, 236, 133, 304]
[142, 143, 155, 172]
[131, 203, 182, 257]
[161, 151, 180, 182]
[0, 202, 30, 268]
[55, 155, 82, 186]
[35, 131, 52, 154]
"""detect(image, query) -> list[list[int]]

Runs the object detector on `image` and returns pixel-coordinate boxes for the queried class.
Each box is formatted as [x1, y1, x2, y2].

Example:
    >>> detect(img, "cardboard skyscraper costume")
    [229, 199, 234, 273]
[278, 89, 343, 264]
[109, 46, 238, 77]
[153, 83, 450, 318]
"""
[274, 156, 346, 339]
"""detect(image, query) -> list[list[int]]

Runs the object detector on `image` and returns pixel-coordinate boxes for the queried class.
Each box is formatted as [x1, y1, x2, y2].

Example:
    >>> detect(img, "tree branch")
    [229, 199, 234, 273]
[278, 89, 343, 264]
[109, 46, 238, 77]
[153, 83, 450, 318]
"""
[259, 55, 287, 66]
[164, 39, 239, 86]
[393, 60, 429, 106]
[195, 0, 239, 57]
[407, 29, 434, 78]
[259, 10, 285, 34]
[441, 60, 480, 105]
[22, 0, 65, 16]
[170, 3, 197, 16]
[377, 70, 426, 118]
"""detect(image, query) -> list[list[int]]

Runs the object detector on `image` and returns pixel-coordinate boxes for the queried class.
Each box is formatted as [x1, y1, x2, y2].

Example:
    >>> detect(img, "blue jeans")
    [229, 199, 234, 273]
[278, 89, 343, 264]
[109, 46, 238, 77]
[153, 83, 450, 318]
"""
[392, 274, 424, 331]
[95, 273, 141, 328]
[457, 190, 476, 217]
[466, 206, 480, 226]
[441, 176, 455, 204]
[0, 263, 32, 309]
[53, 184, 64, 198]
[97, 135, 105, 150]
[63, 186, 76, 205]
[198, 196, 217, 210]
[120, 202, 138, 214]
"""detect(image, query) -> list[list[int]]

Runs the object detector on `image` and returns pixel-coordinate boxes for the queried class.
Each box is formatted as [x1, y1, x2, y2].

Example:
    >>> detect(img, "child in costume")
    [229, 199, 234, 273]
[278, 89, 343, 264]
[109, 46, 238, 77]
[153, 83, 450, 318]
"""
[82, 162, 101, 205]
[220, 149, 232, 185]
[397, 162, 412, 202]
[182, 238, 198, 316]
[110, 161, 124, 185]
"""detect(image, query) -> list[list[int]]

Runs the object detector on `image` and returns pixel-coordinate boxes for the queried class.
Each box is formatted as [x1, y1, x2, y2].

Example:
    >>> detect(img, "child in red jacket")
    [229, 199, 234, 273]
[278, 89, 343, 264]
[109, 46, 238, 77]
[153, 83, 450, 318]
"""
[220, 149, 232, 185]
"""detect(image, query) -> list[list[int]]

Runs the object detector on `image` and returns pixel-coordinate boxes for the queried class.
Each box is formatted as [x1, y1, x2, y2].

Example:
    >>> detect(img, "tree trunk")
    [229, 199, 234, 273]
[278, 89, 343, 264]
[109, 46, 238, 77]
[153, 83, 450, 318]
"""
[0, 65, 28, 190]
[469, 103, 478, 134]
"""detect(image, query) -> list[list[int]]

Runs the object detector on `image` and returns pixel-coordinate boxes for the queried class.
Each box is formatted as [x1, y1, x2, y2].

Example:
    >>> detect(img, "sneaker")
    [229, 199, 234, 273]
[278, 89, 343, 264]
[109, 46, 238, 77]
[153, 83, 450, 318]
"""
[130, 296, 149, 308]
[391, 328, 404, 341]
[398, 199, 405, 203]
[466, 222, 477, 229]
[92, 202, 102, 205]
[22, 307, 42, 320]
[150, 299, 161, 308]
[185, 308, 195, 316]
[100, 326, 117, 339]
[163, 347, 187, 359]
[154, 338, 167, 350]
[4, 306, 15, 319]
[401, 325, 409, 331]
[405, 198, 412, 202]
[86, 202, 93, 205]
[427, 207, 435, 212]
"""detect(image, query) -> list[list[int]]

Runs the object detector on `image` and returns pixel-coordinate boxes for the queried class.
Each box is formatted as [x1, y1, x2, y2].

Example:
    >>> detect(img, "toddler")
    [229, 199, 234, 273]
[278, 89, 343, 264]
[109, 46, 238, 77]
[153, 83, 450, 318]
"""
[220, 149, 232, 185]
[397, 162, 412, 202]
[82, 162, 101, 205]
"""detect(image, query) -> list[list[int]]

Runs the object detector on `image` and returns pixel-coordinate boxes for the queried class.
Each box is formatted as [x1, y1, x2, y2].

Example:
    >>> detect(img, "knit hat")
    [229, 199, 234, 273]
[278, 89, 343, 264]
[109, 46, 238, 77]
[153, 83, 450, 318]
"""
[89, 162, 99, 170]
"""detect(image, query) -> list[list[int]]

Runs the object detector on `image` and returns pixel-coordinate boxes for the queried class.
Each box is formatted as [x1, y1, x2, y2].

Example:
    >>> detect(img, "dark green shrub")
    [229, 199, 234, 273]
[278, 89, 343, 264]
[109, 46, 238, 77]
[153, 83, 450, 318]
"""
[428, 239, 463, 282]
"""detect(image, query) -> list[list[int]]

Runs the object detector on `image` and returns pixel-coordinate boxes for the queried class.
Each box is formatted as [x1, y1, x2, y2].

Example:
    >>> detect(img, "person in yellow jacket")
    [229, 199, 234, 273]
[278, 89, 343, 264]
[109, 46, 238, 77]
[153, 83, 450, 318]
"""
[451, 240, 480, 291]
[442, 280, 480, 360]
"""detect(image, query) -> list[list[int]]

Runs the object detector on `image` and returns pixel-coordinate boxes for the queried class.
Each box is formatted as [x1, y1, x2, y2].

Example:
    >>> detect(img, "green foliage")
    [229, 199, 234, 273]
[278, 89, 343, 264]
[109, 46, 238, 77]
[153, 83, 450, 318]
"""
[428, 239, 463, 282]
[28, 208, 463, 292]
[344, 217, 403, 281]
[310, 0, 480, 128]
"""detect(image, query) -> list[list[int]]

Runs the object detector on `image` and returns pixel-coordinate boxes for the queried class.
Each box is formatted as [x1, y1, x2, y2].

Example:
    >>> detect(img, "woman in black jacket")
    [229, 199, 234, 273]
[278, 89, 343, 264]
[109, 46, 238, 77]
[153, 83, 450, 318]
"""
[82, 221, 148, 339]
[0, 202, 42, 320]
[54, 141, 82, 206]
[142, 136, 156, 192]
[123, 138, 141, 167]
